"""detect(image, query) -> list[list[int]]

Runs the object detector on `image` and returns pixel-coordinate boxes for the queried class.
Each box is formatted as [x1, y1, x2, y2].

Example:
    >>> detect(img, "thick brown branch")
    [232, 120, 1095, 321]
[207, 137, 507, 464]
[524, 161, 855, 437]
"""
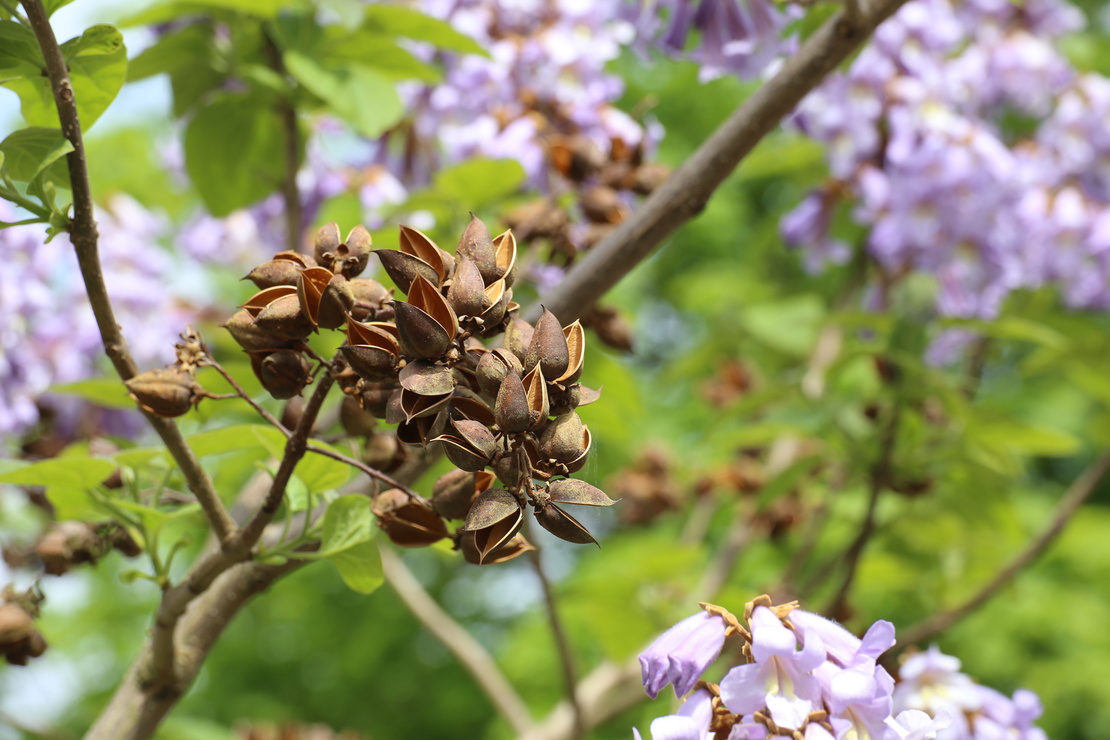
[84, 558, 306, 740]
[20, 0, 236, 544]
[262, 30, 302, 253]
[897, 447, 1110, 648]
[527, 0, 908, 324]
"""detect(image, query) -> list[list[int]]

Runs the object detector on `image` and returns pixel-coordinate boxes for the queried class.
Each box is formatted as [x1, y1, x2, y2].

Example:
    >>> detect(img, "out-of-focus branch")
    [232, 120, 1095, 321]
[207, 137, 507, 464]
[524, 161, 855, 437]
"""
[527, 0, 909, 325]
[21, 0, 236, 545]
[261, 30, 302, 253]
[380, 545, 536, 736]
[530, 546, 584, 740]
[898, 447, 1110, 648]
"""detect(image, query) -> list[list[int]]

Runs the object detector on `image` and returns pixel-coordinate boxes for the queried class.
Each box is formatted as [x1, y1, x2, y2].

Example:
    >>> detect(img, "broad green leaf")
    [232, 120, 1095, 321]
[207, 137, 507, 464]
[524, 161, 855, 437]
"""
[968, 418, 1082, 457]
[433, 158, 527, 208]
[5, 30, 127, 131]
[187, 423, 283, 457]
[128, 24, 213, 81]
[45, 486, 103, 521]
[940, 316, 1069, 350]
[298, 441, 355, 494]
[115, 499, 202, 528]
[739, 295, 824, 357]
[321, 28, 440, 82]
[327, 540, 383, 594]
[284, 473, 310, 512]
[0, 457, 115, 488]
[315, 494, 374, 557]
[184, 93, 287, 216]
[0, 20, 42, 70]
[114, 447, 169, 469]
[44, 0, 76, 16]
[251, 425, 287, 459]
[61, 24, 125, 61]
[48, 377, 132, 409]
[361, 4, 486, 56]
[0, 127, 72, 188]
[122, 0, 288, 26]
[283, 52, 403, 138]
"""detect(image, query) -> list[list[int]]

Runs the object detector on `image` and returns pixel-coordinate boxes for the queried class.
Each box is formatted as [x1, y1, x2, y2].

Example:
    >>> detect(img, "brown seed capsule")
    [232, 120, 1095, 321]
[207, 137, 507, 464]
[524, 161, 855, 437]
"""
[534, 503, 598, 545]
[494, 371, 530, 434]
[435, 419, 497, 472]
[502, 317, 534, 362]
[125, 369, 204, 418]
[459, 530, 534, 565]
[253, 293, 314, 341]
[34, 521, 106, 576]
[340, 394, 378, 437]
[538, 412, 587, 464]
[372, 488, 450, 547]
[493, 230, 517, 288]
[349, 277, 391, 321]
[461, 488, 524, 564]
[254, 351, 312, 399]
[522, 366, 550, 428]
[375, 248, 440, 295]
[394, 301, 452, 360]
[317, 274, 356, 330]
[447, 258, 490, 317]
[524, 307, 569, 381]
[458, 213, 499, 284]
[580, 185, 626, 224]
[399, 360, 455, 397]
[399, 224, 453, 284]
[244, 259, 304, 289]
[432, 469, 495, 520]
[222, 309, 294, 353]
[546, 479, 617, 507]
[475, 348, 522, 397]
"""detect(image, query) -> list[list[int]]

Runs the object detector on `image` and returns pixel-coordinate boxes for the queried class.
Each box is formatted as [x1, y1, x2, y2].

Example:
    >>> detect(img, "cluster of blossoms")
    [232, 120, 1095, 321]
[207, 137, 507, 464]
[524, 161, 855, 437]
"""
[0, 198, 192, 442]
[784, 0, 1110, 342]
[635, 596, 1048, 740]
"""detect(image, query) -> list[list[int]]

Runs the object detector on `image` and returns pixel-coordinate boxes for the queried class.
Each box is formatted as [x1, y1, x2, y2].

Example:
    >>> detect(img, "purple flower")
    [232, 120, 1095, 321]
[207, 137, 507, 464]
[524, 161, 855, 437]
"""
[633, 687, 715, 740]
[639, 610, 728, 699]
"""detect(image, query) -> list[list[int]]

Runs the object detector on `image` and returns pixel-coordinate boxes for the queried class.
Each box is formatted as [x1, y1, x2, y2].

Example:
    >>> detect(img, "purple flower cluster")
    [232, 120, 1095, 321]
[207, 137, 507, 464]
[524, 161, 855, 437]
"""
[784, 0, 1109, 329]
[373, 0, 650, 188]
[635, 598, 1048, 740]
[622, 0, 799, 81]
[893, 646, 1048, 740]
[0, 197, 194, 442]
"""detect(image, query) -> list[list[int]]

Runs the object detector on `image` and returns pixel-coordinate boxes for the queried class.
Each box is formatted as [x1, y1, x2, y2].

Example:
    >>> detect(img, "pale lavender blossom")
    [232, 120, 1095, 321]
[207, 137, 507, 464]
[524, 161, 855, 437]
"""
[632, 687, 714, 740]
[639, 610, 728, 699]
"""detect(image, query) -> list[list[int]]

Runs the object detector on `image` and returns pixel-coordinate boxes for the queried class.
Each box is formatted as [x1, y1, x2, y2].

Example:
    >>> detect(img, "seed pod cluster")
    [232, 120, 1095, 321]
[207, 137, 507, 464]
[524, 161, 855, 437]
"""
[223, 217, 614, 564]
[0, 587, 46, 666]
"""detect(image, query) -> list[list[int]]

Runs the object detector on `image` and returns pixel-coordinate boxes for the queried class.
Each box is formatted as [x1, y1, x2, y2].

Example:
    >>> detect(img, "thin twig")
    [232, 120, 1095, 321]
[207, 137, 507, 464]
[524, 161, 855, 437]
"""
[0, 0, 29, 24]
[262, 30, 303, 253]
[823, 390, 903, 616]
[526, 0, 908, 325]
[379, 545, 536, 735]
[238, 371, 336, 547]
[897, 447, 1110, 648]
[529, 541, 585, 740]
[21, 0, 236, 545]
[207, 360, 286, 430]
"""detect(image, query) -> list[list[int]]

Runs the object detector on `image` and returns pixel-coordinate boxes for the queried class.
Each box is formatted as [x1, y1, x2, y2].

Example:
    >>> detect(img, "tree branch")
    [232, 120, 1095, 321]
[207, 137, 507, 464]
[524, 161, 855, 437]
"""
[379, 545, 536, 736]
[529, 545, 584, 740]
[897, 447, 1110, 648]
[84, 558, 307, 740]
[21, 0, 236, 545]
[261, 29, 303, 253]
[527, 0, 909, 325]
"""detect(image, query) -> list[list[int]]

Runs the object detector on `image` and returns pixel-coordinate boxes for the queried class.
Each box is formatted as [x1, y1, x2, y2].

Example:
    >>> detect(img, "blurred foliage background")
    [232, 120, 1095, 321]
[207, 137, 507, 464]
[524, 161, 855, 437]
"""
[3, 1, 1110, 739]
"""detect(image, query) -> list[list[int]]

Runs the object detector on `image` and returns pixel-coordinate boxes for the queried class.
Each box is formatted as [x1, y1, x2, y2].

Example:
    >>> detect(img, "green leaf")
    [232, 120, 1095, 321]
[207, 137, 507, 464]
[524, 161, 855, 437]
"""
[432, 158, 527, 208]
[327, 540, 383, 594]
[0, 127, 72, 187]
[0, 457, 115, 488]
[48, 377, 132, 409]
[122, 0, 288, 26]
[739, 295, 824, 357]
[315, 494, 374, 557]
[297, 441, 354, 494]
[320, 28, 441, 82]
[184, 93, 287, 216]
[0, 20, 43, 72]
[361, 4, 486, 56]
[43, 0, 76, 16]
[45, 486, 104, 521]
[283, 52, 403, 138]
[4, 28, 127, 132]
[186, 423, 284, 457]
[968, 417, 1082, 457]
[61, 24, 126, 61]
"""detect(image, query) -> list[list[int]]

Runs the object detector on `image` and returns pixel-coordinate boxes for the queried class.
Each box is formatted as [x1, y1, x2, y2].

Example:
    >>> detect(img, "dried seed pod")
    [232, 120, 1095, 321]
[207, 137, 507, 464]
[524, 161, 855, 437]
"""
[557, 321, 585, 384]
[580, 185, 626, 224]
[502, 317, 534, 362]
[475, 349, 522, 398]
[254, 351, 312, 399]
[459, 530, 533, 565]
[125, 369, 204, 417]
[461, 488, 524, 564]
[340, 394, 378, 437]
[394, 301, 452, 360]
[314, 221, 342, 263]
[432, 469, 495, 520]
[222, 310, 294, 353]
[244, 258, 304, 289]
[546, 479, 616, 507]
[399, 360, 455, 397]
[375, 248, 441, 295]
[0, 602, 46, 666]
[435, 419, 497, 472]
[458, 213, 499, 284]
[447, 258, 490, 317]
[348, 277, 391, 321]
[407, 274, 459, 340]
[493, 453, 526, 490]
[538, 412, 587, 464]
[241, 285, 298, 317]
[522, 365, 550, 428]
[318, 274, 356, 330]
[34, 521, 109, 576]
[534, 503, 598, 545]
[632, 162, 670, 195]
[253, 293, 314, 341]
[372, 488, 450, 547]
[360, 382, 397, 418]
[399, 224, 454, 284]
[342, 320, 399, 381]
[493, 230, 517, 287]
[494, 371, 530, 434]
[523, 307, 569, 381]
[550, 135, 606, 181]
